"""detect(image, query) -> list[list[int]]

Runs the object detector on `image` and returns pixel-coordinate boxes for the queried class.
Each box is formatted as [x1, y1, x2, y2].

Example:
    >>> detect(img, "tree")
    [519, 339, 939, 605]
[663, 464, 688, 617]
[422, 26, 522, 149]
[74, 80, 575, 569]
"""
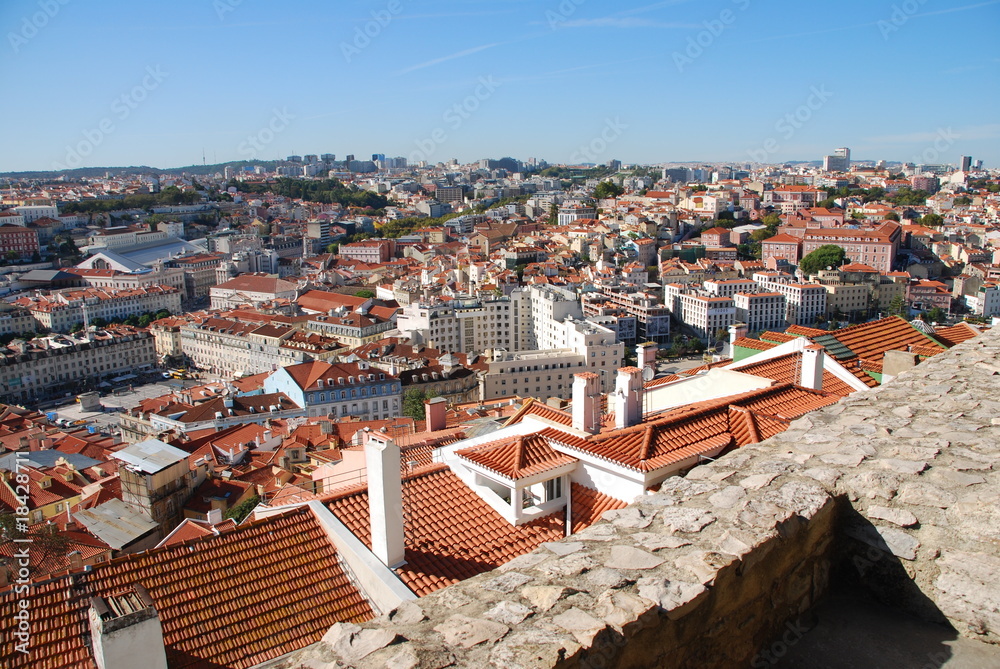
[594, 181, 624, 199]
[920, 213, 943, 228]
[402, 388, 438, 420]
[138, 314, 154, 328]
[888, 294, 907, 317]
[547, 202, 559, 225]
[355, 289, 375, 299]
[154, 310, 171, 320]
[224, 494, 260, 523]
[761, 213, 782, 228]
[923, 306, 947, 323]
[799, 245, 847, 276]
[884, 211, 900, 221]
[953, 196, 972, 206]
[816, 198, 838, 209]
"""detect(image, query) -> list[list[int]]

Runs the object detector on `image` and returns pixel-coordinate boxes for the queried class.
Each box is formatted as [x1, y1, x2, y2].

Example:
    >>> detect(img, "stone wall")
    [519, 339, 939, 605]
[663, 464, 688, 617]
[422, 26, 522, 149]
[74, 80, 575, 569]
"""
[279, 327, 1000, 669]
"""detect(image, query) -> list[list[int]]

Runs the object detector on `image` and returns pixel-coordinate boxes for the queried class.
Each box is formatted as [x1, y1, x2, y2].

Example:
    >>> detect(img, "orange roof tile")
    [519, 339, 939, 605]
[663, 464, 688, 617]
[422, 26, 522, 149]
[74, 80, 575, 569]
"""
[0, 507, 372, 669]
[457, 429, 577, 480]
[325, 464, 565, 596]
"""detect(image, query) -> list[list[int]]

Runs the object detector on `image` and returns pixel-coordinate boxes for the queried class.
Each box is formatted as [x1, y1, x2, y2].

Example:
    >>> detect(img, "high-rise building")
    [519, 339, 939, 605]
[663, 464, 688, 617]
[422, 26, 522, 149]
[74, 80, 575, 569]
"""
[372, 153, 386, 163]
[822, 147, 851, 172]
[962, 156, 972, 172]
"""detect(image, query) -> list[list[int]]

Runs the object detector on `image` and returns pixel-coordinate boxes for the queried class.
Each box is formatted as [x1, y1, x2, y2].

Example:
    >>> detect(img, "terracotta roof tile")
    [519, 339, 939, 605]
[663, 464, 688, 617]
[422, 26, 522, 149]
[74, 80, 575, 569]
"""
[325, 465, 566, 596]
[0, 507, 372, 669]
[456, 429, 577, 480]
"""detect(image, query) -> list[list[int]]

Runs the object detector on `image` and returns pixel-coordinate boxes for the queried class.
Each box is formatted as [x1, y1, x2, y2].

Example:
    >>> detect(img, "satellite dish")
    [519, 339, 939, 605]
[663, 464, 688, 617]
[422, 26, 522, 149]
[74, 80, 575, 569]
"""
[642, 366, 655, 382]
[715, 342, 725, 353]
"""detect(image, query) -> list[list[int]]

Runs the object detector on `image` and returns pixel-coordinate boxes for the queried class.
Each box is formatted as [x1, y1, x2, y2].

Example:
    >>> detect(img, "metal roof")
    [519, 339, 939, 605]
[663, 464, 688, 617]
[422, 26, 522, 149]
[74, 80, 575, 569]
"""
[113, 439, 189, 473]
[0, 451, 100, 471]
[812, 333, 855, 360]
[74, 499, 159, 550]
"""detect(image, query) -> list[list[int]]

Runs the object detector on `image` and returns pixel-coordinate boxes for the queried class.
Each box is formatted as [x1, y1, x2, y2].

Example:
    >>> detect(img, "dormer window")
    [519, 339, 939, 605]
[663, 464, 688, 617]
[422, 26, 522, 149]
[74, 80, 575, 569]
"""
[348, 376, 354, 384]
[338, 377, 345, 385]
[316, 379, 324, 388]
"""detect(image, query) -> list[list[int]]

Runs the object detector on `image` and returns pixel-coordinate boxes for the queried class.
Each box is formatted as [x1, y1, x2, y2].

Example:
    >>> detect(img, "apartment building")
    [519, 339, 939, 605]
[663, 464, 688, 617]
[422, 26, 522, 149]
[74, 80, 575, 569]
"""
[264, 360, 402, 420]
[0, 327, 155, 403]
[0, 225, 40, 259]
[209, 274, 299, 310]
[180, 318, 343, 377]
[762, 186, 828, 213]
[166, 253, 225, 301]
[396, 296, 515, 354]
[557, 206, 597, 225]
[585, 288, 671, 344]
[734, 292, 787, 333]
[704, 279, 759, 299]
[676, 294, 736, 341]
[756, 278, 828, 325]
[478, 348, 589, 402]
[338, 239, 395, 264]
[801, 222, 901, 273]
[13, 285, 182, 333]
[761, 234, 802, 265]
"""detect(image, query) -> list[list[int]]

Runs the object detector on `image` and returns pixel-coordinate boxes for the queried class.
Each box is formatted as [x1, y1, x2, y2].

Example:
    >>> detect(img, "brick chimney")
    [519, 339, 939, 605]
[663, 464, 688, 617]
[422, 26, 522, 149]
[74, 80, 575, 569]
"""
[425, 397, 447, 433]
[801, 345, 825, 391]
[571, 373, 601, 435]
[364, 432, 406, 568]
[68, 550, 84, 572]
[614, 367, 644, 430]
[729, 323, 749, 347]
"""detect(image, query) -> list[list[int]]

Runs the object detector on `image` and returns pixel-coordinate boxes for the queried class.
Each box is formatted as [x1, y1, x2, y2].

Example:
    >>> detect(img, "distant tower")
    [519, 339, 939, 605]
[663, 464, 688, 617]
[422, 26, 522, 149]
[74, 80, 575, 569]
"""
[961, 156, 972, 172]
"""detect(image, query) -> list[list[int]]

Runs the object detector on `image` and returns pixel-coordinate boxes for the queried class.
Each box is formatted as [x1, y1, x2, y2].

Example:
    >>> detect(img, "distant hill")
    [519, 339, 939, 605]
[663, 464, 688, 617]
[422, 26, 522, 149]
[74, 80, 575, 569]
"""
[0, 160, 279, 181]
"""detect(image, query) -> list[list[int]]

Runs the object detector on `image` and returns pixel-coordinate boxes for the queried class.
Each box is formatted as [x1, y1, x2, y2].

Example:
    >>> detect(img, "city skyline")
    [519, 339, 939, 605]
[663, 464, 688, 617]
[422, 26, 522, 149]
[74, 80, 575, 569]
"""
[1, 0, 999, 172]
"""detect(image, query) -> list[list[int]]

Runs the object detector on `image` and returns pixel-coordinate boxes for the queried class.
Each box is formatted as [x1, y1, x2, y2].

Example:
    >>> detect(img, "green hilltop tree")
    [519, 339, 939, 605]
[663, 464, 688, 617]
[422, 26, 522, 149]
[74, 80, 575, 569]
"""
[799, 245, 847, 276]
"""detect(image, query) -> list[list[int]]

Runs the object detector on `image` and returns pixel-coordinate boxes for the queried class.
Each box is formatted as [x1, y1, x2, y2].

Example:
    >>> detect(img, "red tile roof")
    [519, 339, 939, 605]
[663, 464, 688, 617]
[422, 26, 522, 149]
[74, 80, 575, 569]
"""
[0, 507, 372, 669]
[734, 352, 860, 397]
[324, 464, 566, 597]
[932, 322, 981, 347]
[570, 483, 627, 533]
[824, 316, 945, 363]
[457, 429, 577, 480]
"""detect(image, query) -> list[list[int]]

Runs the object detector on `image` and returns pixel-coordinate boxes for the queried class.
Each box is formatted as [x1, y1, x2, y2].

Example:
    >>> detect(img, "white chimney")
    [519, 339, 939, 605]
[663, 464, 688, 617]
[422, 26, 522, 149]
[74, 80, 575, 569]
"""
[88, 587, 168, 669]
[206, 508, 223, 525]
[801, 344, 825, 391]
[364, 432, 406, 569]
[614, 367, 644, 430]
[571, 373, 601, 434]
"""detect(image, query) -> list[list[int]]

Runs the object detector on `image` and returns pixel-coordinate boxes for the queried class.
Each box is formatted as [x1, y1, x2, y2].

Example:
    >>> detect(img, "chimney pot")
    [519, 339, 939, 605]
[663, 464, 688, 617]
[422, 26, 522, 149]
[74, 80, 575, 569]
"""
[614, 367, 644, 429]
[801, 345, 825, 391]
[571, 373, 601, 434]
[364, 433, 406, 568]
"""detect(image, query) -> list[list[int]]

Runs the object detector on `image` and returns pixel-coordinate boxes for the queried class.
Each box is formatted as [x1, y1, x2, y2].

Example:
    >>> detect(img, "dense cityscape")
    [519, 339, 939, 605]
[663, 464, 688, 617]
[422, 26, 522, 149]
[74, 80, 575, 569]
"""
[2, 0, 1000, 667]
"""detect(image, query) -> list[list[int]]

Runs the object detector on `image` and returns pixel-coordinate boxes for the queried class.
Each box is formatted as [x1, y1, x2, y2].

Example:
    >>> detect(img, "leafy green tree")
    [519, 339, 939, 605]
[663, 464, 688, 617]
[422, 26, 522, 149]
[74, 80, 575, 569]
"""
[155, 310, 171, 320]
[138, 314, 154, 328]
[402, 388, 438, 420]
[920, 213, 944, 228]
[799, 245, 847, 276]
[594, 181, 624, 199]
[761, 213, 782, 227]
[953, 196, 972, 206]
[224, 494, 260, 523]
[884, 211, 900, 221]
[923, 306, 947, 323]
[816, 198, 838, 209]
[355, 289, 375, 299]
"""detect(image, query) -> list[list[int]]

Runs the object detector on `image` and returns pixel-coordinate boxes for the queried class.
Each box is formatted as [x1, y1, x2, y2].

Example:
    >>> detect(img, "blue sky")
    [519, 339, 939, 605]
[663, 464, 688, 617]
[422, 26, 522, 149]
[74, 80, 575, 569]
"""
[1, 0, 998, 172]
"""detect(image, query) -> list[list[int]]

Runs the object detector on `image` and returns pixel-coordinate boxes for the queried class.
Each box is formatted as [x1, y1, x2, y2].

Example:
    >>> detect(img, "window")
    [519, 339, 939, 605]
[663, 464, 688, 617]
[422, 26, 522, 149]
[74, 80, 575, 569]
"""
[544, 477, 563, 501]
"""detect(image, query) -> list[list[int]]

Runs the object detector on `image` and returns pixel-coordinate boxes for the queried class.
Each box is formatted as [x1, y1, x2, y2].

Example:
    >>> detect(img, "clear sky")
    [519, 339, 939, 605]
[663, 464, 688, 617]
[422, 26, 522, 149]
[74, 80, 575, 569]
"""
[1, 0, 998, 172]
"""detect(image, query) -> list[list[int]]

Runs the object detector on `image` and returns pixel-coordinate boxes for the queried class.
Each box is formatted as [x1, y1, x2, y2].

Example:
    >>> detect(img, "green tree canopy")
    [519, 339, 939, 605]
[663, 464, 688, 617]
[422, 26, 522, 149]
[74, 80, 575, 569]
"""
[799, 245, 847, 276]
[355, 289, 375, 299]
[884, 211, 900, 221]
[402, 388, 439, 420]
[594, 181, 624, 199]
[920, 213, 944, 228]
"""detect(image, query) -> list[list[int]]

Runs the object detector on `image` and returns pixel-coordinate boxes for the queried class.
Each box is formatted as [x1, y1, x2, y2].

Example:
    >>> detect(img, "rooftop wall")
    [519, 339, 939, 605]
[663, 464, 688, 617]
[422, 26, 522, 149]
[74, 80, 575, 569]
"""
[278, 327, 1000, 669]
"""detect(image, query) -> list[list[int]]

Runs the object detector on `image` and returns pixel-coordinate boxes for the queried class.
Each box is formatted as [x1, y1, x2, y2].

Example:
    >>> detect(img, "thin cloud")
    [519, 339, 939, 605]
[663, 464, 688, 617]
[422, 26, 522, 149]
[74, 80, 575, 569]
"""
[396, 43, 503, 75]
[561, 17, 697, 29]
